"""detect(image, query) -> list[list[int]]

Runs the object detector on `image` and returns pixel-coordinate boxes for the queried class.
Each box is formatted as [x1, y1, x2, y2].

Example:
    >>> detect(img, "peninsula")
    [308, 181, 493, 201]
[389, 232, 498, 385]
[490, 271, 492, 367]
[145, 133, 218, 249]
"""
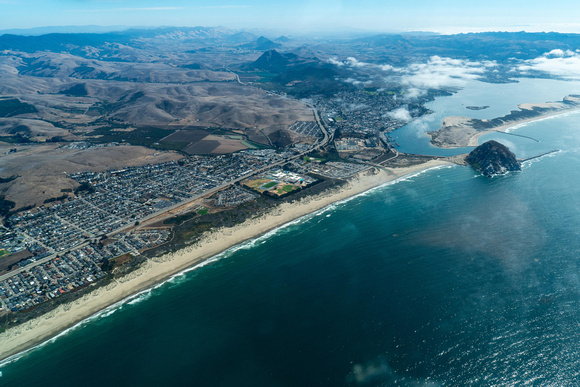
[428, 95, 580, 148]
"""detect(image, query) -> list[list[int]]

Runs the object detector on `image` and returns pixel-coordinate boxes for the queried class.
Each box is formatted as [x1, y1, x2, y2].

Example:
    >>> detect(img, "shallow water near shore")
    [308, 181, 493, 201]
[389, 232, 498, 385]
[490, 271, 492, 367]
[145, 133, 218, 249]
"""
[2, 82, 580, 385]
[392, 77, 580, 156]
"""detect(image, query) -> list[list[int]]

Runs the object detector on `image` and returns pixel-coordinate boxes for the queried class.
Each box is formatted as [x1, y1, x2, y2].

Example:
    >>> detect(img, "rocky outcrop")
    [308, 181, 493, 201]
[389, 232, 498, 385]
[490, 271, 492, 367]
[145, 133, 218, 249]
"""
[465, 140, 521, 177]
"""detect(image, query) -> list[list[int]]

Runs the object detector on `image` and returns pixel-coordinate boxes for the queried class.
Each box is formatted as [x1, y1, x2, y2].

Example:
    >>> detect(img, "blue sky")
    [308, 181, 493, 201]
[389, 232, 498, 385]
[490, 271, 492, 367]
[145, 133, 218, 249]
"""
[2, 0, 580, 34]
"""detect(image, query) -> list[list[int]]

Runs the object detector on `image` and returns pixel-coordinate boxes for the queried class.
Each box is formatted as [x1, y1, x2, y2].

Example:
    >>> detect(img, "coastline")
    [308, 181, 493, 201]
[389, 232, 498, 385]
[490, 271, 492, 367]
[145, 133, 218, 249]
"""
[428, 97, 580, 149]
[0, 159, 451, 363]
[467, 107, 580, 146]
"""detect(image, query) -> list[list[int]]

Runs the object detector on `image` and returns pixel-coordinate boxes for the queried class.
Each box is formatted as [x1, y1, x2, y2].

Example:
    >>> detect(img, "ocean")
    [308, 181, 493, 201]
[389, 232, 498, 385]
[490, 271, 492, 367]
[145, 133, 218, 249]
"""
[1, 78, 580, 386]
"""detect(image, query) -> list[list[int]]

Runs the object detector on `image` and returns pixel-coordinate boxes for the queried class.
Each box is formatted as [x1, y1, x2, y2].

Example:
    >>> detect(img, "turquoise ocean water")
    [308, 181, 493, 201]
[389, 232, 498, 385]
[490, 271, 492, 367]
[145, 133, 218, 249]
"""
[1, 79, 580, 386]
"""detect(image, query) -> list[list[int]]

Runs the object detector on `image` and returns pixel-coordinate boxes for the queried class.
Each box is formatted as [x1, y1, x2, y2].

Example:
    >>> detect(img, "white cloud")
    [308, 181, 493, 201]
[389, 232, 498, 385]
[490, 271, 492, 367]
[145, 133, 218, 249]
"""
[346, 57, 367, 68]
[328, 55, 494, 98]
[327, 58, 344, 67]
[385, 107, 412, 122]
[482, 60, 498, 68]
[344, 77, 362, 86]
[547, 49, 566, 57]
[401, 56, 487, 90]
[518, 50, 580, 80]
[327, 56, 370, 68]
[343, 78, 372, 86]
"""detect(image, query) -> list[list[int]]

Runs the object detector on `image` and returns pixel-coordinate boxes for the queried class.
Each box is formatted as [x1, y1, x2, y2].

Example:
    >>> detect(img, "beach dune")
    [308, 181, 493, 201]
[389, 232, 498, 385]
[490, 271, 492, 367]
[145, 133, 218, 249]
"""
[0, 160, 451, 363]
[428, 96, 580, 148]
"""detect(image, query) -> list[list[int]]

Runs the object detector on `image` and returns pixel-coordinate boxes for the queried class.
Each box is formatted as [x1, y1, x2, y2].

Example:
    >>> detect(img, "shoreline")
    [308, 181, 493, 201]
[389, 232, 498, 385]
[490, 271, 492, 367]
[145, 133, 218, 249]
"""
[0, 159, 452, 364]
[428, 96, 580, 149]
[467, 107, 580, 146]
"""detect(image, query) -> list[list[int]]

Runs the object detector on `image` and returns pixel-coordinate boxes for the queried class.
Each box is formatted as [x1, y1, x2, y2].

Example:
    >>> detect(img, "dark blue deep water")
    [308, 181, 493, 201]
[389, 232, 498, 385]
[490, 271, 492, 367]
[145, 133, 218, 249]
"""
[2, 82, 580, 386]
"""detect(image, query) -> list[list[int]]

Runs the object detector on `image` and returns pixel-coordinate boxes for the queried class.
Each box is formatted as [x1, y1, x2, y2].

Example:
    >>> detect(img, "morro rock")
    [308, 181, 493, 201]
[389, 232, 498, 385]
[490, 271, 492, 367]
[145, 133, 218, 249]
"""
[466, 140, 521, 177]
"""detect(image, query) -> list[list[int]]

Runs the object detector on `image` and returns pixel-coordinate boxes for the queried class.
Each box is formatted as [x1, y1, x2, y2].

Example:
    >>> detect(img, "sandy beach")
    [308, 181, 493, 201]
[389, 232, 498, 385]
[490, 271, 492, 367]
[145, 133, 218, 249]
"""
[429, 96, 580, 148]
[467, 106, 580, 146]
[0, 159, 451, 363]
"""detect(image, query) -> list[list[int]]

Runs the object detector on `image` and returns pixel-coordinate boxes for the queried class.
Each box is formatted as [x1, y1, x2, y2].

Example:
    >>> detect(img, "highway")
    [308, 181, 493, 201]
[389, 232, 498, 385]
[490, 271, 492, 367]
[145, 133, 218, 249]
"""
[0, 105, 330, 282]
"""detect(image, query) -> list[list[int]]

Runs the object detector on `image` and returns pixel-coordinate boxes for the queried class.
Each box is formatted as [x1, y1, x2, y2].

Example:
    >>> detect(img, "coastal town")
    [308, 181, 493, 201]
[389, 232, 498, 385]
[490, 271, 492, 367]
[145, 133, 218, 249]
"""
[0, 105, 401, 313]
[0, 82, 433, 315]
[0, 69, 467, 315]
[0, 146, 332, 311]
[4, 86, 570, 315]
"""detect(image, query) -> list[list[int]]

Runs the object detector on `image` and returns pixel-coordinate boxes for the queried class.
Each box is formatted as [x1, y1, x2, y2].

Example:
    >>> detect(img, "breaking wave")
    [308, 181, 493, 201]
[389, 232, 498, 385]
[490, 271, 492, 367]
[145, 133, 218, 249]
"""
[0, 163, 455, 370]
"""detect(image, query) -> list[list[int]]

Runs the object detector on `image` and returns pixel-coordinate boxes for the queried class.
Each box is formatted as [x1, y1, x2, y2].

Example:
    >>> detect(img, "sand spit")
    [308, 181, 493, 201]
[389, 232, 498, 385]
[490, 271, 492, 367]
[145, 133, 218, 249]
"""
[0, 159, 451, 363]
[429, 96, 580, 148]
[467, 107, 580, 146]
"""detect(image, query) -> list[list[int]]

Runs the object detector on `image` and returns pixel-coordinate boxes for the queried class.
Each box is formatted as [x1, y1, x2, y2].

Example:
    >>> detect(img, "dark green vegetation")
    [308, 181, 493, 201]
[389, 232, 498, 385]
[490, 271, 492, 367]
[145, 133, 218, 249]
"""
[0, 195, 16, 217]
[87, 125, 172, 148]
[148, 176, 344, 258]
[43, 194, 69, 204]
[182, 63, 203, 70]
[0, 204, 35, 222]
[74, 182, 95, 195]
[0, 134, 33, 144]
[58, 83, 88, 96]
[86, 125, 266, 154]
[0, 175, 18, 184]
[0, 98, 37, 117]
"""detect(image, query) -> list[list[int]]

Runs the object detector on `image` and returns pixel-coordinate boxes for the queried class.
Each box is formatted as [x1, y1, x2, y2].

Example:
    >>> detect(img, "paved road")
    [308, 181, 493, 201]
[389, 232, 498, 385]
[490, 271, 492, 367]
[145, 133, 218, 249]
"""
[0, 105, 331, 282]
[0, 241, 89, 282]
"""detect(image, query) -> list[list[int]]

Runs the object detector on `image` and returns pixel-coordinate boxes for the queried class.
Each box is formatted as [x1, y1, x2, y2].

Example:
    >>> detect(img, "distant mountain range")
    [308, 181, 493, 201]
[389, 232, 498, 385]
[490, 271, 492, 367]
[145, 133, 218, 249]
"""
[0, 27, 262, 56]
[1, 27, 579, 64]
[0, 25, 132, 36]
[349, 31, 580, 62]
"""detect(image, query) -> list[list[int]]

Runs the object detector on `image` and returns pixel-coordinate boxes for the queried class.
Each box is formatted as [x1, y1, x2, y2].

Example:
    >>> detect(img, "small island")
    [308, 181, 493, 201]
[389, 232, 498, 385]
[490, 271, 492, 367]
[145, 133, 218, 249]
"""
[465, 140, 521, 177]
[466, 105, 490, 111]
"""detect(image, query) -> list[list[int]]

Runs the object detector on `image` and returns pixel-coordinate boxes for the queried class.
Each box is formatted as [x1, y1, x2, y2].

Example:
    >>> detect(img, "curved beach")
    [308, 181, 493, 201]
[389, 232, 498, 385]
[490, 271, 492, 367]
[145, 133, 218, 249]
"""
[428, 96, 580, 148]
[467, 107, 580, 146]
[0, 159, 451, 363]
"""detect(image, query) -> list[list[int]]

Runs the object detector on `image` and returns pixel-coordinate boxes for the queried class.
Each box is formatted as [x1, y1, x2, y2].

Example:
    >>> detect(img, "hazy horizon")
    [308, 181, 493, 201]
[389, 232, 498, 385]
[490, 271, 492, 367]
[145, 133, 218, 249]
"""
[2, 0, 580, 35]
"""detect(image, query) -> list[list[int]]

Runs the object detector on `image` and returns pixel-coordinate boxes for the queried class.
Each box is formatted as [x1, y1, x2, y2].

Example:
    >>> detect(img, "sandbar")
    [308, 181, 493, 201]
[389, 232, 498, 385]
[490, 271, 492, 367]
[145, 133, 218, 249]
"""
[428, 95, 580, 148]
[467, 107, 580, 146]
